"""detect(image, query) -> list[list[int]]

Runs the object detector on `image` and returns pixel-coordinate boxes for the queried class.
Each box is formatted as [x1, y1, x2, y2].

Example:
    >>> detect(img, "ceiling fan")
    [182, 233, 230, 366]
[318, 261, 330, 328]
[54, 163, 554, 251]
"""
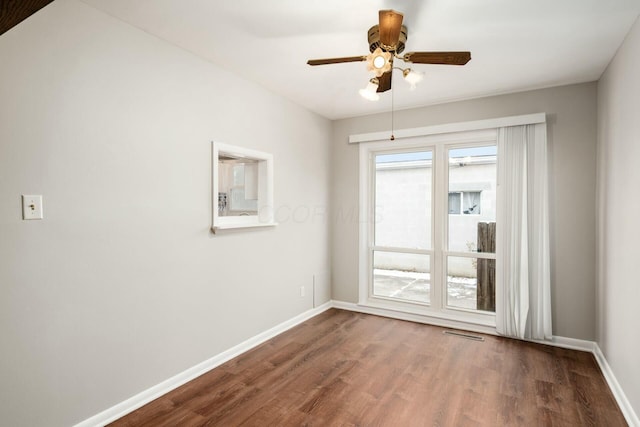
[307, 10, 471, 95]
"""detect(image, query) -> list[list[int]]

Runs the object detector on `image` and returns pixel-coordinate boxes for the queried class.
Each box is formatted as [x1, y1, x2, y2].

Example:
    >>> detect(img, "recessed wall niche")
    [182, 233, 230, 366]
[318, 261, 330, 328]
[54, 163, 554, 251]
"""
[212, 142, 275, 232]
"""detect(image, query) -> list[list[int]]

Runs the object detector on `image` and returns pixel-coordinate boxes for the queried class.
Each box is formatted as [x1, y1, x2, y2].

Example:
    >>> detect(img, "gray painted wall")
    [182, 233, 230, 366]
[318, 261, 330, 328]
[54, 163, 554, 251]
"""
[597, 15, 640, 418]
[0, 1, 331, 425]
[331, 83, 598, 341]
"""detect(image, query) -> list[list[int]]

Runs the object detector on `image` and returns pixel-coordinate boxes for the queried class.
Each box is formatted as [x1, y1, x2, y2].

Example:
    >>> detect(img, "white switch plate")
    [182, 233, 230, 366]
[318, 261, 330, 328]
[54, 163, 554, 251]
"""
[22, 195, 43, 220]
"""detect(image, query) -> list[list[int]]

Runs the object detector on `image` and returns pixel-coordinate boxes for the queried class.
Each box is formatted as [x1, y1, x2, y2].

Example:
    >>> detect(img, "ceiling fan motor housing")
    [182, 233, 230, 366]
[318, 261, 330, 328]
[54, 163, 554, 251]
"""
[368, 25, 408, 53]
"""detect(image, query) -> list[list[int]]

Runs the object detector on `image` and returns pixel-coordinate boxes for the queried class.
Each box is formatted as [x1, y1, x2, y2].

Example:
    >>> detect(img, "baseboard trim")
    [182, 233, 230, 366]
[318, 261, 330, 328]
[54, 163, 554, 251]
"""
[529, 335, 596, 352]
[593, 344, 640, 427]
[74, 301, 333, 427]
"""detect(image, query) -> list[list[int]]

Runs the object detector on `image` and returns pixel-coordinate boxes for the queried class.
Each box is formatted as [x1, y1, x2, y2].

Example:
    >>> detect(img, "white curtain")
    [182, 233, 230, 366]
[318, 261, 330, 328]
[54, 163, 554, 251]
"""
[496, 123, 552, 340]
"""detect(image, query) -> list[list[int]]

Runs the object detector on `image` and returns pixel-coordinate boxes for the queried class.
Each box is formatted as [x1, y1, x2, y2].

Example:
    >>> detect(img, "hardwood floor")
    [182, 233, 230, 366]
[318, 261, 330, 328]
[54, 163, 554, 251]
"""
[110, 309, 626, 426]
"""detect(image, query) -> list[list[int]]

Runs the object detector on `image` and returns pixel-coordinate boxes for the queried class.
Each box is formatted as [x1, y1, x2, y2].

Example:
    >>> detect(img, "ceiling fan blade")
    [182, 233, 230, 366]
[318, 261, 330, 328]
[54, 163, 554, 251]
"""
[403, 51, 471, 65]
[307, 56, 367, 66]
[376, 71, 392, 93]
[378, 10, 404, 48]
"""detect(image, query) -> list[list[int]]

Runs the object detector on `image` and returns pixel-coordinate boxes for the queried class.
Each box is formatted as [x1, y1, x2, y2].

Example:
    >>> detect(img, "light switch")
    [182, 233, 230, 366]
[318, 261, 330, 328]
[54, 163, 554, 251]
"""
[22, 195, 43, 220]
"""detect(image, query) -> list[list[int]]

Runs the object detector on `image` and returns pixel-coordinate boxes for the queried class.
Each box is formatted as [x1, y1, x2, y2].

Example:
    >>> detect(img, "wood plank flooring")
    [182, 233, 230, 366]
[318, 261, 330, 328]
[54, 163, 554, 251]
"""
[110, 309, 626, 426]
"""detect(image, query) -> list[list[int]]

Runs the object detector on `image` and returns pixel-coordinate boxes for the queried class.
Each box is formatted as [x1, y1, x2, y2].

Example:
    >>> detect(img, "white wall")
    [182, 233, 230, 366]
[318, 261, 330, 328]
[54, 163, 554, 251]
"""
[375, 165, 432, 251]
[597, 15, 640, 418]
[332, 83, 598, 340]
[0, 1, 331, 426]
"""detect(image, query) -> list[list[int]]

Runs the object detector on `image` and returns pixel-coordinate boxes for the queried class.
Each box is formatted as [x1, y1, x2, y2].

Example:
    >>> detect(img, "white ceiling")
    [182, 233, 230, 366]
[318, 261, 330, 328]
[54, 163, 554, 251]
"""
[79, 0, 640, 120]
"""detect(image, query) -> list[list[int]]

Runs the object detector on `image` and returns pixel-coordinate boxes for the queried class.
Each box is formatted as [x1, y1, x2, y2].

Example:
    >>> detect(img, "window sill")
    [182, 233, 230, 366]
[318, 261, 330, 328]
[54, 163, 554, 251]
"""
[211, 222, 277, 233]
[358, 298, 496, 331]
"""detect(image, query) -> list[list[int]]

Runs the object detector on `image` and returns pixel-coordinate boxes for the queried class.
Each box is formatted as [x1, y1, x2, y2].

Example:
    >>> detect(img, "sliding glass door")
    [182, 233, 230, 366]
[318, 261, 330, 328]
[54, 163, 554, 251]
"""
[362, 134, 498, 323]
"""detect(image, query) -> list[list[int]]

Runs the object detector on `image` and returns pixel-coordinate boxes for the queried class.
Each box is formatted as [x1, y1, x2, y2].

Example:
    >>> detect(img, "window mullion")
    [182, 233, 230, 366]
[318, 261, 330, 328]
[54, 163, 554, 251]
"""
[372, 246, 433, 255]
[432, 143, 446, 310]
[444, 250, 496, 260]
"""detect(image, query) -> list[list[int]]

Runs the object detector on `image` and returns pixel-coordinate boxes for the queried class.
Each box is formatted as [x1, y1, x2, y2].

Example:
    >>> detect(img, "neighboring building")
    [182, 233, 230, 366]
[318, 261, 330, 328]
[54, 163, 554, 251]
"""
[375, 152, 496, 277]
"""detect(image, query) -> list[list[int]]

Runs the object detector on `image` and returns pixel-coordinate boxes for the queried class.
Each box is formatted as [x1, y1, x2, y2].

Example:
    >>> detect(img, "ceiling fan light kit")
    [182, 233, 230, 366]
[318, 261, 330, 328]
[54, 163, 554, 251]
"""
[359, 78, 381, 101]
[402, 68, 423, 90]
[307, 9, 471, 98]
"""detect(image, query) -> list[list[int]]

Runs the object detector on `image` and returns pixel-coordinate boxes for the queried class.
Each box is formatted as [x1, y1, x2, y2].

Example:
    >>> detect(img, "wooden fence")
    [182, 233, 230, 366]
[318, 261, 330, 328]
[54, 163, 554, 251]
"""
[476, 222, 496, 312]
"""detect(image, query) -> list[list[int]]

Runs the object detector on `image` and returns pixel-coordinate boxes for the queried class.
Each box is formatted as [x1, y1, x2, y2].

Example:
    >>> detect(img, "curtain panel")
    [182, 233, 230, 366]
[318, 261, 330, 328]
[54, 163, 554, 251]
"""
[496, 123, 552, 340]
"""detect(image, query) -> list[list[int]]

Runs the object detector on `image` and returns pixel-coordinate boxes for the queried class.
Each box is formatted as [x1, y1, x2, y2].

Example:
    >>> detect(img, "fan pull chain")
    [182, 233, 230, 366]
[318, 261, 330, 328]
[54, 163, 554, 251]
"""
[390, 80, 395, 141]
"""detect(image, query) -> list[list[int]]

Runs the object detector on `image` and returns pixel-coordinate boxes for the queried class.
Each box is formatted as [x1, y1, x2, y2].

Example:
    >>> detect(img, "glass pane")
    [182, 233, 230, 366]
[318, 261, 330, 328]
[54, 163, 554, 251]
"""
[448, 146, 496, 253]
[448, 192, 461, 214]
[373, 251, 430, 304]
[375, 151, 432, 250]
[447, 256, 495, 312]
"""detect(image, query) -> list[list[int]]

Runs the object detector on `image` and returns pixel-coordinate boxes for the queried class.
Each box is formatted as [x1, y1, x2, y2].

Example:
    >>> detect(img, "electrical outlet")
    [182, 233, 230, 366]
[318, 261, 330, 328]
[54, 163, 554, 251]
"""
[300, 286, 305, 297]
[22, 195, 43, 220]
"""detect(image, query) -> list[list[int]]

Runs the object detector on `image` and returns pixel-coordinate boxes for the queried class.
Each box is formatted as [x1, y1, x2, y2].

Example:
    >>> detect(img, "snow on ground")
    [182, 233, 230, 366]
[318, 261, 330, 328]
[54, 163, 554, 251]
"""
[373, 269, 477, 309]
